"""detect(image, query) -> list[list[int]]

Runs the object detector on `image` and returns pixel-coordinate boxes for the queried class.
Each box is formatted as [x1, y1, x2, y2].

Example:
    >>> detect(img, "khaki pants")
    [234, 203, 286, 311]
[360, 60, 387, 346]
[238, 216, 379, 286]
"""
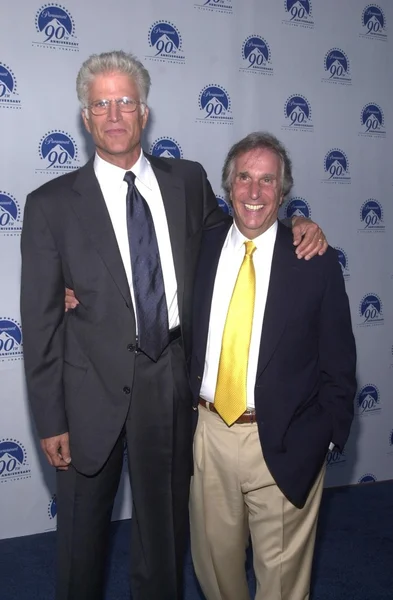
[190, 405, 325, 600]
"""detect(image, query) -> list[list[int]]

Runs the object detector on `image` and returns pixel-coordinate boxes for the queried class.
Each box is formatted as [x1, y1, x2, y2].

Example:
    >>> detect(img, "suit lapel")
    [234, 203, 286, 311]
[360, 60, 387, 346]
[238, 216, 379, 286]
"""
[256, 222, 300, 378]
[148, 154, 186, 324]
[70, 159, 132, 307]
[194, 221, 231, 367]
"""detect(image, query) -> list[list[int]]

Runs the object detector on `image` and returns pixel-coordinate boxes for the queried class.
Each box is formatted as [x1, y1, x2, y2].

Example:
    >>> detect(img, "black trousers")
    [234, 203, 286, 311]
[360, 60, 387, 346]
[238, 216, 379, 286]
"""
[56, 337, 193, 600]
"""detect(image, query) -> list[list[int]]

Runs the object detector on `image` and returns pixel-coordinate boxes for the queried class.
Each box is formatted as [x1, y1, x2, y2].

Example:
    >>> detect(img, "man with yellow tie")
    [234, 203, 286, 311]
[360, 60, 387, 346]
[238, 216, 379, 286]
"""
[189, 132, 357, 600]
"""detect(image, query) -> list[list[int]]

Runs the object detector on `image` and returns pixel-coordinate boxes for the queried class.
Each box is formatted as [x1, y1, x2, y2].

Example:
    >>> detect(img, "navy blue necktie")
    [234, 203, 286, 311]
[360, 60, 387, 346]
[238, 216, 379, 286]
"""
[124, 171, 169, 361]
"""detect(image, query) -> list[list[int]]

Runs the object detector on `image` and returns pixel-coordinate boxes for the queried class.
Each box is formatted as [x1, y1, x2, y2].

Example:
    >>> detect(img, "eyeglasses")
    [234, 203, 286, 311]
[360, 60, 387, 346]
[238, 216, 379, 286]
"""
[87, 97, 144, 116]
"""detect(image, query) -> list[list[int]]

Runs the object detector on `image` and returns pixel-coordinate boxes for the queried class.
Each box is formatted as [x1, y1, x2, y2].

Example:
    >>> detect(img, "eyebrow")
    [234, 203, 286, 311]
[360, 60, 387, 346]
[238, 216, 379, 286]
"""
[237, 171, 277, 179]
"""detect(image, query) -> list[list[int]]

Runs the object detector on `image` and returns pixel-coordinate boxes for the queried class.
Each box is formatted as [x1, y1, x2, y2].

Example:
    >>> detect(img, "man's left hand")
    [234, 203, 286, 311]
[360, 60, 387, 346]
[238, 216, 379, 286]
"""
[292, 216, 328, 260]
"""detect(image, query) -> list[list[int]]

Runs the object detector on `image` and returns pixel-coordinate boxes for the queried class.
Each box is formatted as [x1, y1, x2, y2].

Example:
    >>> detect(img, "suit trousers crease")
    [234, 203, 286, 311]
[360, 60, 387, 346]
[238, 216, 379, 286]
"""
[189, 406, 325, 600]
[56, 337, 192, 600]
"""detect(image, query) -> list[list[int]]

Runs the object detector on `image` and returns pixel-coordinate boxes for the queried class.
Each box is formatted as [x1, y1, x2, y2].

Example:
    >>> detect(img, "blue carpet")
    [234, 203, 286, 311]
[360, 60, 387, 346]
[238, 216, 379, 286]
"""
[1, 481, 392, 599]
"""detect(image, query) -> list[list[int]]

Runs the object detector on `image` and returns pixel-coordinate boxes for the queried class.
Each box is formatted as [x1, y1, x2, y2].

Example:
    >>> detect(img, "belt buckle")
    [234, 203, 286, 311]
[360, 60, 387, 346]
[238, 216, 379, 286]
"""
[243, 408, 256, 424]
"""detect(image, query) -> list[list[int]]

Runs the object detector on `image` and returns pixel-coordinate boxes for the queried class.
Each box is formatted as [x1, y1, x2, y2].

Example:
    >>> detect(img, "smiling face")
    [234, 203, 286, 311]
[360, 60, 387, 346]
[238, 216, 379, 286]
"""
[82, 71, 149, 170]
[230, 147, 284, 239]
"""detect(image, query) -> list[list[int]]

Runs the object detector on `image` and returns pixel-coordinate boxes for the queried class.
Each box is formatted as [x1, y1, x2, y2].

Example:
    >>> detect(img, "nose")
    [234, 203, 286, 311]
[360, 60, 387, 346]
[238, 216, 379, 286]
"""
[249, 180, 261, 200]
[107, 100, 121, 122]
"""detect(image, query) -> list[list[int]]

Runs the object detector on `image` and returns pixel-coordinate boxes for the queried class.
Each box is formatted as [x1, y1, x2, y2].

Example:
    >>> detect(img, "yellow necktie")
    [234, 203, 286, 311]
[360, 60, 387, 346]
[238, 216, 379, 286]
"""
[214, 240, 256, 426]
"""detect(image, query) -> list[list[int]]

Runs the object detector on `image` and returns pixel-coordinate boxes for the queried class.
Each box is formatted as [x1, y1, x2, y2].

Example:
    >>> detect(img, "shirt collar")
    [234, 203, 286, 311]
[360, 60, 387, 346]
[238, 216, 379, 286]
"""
[94, 150, 153, 190]
[228, 219, 278, 253]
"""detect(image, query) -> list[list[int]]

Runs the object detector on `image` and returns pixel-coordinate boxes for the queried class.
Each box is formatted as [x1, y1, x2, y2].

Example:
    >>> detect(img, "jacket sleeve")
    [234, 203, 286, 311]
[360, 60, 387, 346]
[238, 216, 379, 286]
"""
[317, 248, 357, 450]
[20, 194, 68, 439]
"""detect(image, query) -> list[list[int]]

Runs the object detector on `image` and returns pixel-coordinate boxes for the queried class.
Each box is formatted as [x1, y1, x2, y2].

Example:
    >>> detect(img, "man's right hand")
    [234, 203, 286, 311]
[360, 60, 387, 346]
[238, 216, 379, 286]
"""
[65, 287, 79, 311]
[40, 432, 71, 470]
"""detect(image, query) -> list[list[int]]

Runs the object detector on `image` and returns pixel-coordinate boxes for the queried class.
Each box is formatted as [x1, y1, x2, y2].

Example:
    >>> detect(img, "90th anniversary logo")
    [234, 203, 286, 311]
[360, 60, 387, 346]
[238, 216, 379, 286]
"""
[358, 294, 383, 327]
[240, 36, 273, 76]
[194, 0, 232, 14]
[359, 103, 385, 138]
[356, 384, 381, 416]
[284, 197, 311, 220]
[0, 63, 21, 109]
[282, 95, 313, 132]
[150, 137, 183, 159]
[33, 5, 79, 51]
[322, 149, 350, 184]
[283, 0, 314, 28]
[146, 22, 185, 64]
[36, 130, 79, 174]
[197, 85, 233, 125]
[0, 318, 23, 362]
[360, 5, 387, 41]
[358, 199, 384, 233]
[322, 48, 351, 85]
[0, 192, 23, 236]
[0, 439, 31, 483]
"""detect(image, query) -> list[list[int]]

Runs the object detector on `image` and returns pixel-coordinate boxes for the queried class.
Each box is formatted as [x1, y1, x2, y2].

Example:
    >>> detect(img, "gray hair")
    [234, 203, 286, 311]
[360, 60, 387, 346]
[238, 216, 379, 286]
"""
[76, 50, 151, 111]
[222, 132, 294, 199]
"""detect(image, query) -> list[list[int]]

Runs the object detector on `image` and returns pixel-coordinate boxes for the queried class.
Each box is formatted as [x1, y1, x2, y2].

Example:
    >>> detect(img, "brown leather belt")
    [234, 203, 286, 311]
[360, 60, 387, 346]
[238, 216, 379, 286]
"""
[198, 398, 257, 424]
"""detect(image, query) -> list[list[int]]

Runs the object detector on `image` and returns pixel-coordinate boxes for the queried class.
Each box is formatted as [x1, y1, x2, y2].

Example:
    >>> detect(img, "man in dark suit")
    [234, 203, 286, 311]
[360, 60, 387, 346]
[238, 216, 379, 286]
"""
[20, 51, 328, 600]
[189, 132, 356, 600]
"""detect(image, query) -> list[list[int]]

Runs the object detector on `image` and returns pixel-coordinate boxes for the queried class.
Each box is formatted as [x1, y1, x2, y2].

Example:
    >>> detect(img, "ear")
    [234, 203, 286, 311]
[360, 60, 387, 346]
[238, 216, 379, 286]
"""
[81, 109, 91, 134]
[141, 104, 149, 130]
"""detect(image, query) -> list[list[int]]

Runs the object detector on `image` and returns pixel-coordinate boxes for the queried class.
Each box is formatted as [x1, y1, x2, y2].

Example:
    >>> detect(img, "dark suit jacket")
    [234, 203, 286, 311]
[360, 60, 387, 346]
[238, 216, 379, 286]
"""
[190, 220, 357, 508]
[20, 153, 227, 475]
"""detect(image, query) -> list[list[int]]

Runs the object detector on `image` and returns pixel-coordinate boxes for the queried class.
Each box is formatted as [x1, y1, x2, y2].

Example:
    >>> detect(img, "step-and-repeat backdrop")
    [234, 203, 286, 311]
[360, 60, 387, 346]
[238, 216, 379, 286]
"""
[1, 0, 392, 539]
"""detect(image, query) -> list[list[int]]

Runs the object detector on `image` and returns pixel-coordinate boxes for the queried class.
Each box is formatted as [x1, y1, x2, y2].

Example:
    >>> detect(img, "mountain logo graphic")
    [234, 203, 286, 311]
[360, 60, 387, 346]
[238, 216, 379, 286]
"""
[359, 294, 383, 326]
[285, 197, 311, 220]
[150, 138, 183, 160]
[360, 199, 384, 230]
[38, 131, 78, 171]
[34, 5, 78, 50]
[242, 36, 270, 69]
[0, 318, 23, 361]
[0, 439, 31, 482]
[324, 149, 350, 181]
[361, 5, 386, 38]
[360, 103, 385, 136]
[147, 22, 184, 62]
[283, 95, 313, 130]
[323, 48, 351, 84]
[0, 192, 22, 235]
[198, 85, 232, 123]
[0, 63, 21, 108]
[356, 384, 381, 415]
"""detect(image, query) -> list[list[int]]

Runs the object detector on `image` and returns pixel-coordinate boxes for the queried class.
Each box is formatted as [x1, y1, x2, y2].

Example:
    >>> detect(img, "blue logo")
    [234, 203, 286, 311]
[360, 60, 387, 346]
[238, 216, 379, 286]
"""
[326, 448, 346, 468]
[216, 195, 233, 216]
[0, 439, 31, 483]
[197, 85, 233, 124]
[48, 494, 57, 519]
[358, 473, 377, 483]
[147, 22, 184, 64]
[240, 36, 273, 75]
[37, 130, 79, 174]
[34, 5, 78, 51]
[360, 103, 385, 137]
[356, 384, 381, 416]
[0, 63, 21, 109]
[282, 95, 313, 131]
[150, 137, 183, 159]
[284, 197, 311, 219]
[283, 1, 314, 28]
[194, 0, 232, 14]
[335, 247, 350, 280]
[0, 192, 22, 236]
[359, 294, 383, 327]
[323, 149, 350, 184]
[0, 318, 23, 362]
[323, 48, 351, 85]
[361, 5, 387, 40]
[359, 199, 384, 232]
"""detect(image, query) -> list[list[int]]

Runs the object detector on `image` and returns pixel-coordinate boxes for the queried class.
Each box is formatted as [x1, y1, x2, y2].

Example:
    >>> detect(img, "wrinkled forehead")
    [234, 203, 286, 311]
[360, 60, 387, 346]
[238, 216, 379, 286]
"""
[87, 71, 139, 100]
[234, 147, 282, 175]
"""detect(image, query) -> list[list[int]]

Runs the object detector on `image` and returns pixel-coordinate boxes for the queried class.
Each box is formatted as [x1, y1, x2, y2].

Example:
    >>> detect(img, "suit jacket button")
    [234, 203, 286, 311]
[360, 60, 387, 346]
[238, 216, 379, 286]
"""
[123, 386, 131, 394]
[127, 344, 135, 352]
[192, 406, 198, 411]
[197, 375, 201, 380]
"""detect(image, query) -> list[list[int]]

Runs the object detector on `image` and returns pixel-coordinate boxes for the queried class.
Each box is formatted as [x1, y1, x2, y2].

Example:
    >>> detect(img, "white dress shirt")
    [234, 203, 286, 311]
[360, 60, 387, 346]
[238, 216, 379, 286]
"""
[200, 220, 278, 408]
[94, 151, 179, 331]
